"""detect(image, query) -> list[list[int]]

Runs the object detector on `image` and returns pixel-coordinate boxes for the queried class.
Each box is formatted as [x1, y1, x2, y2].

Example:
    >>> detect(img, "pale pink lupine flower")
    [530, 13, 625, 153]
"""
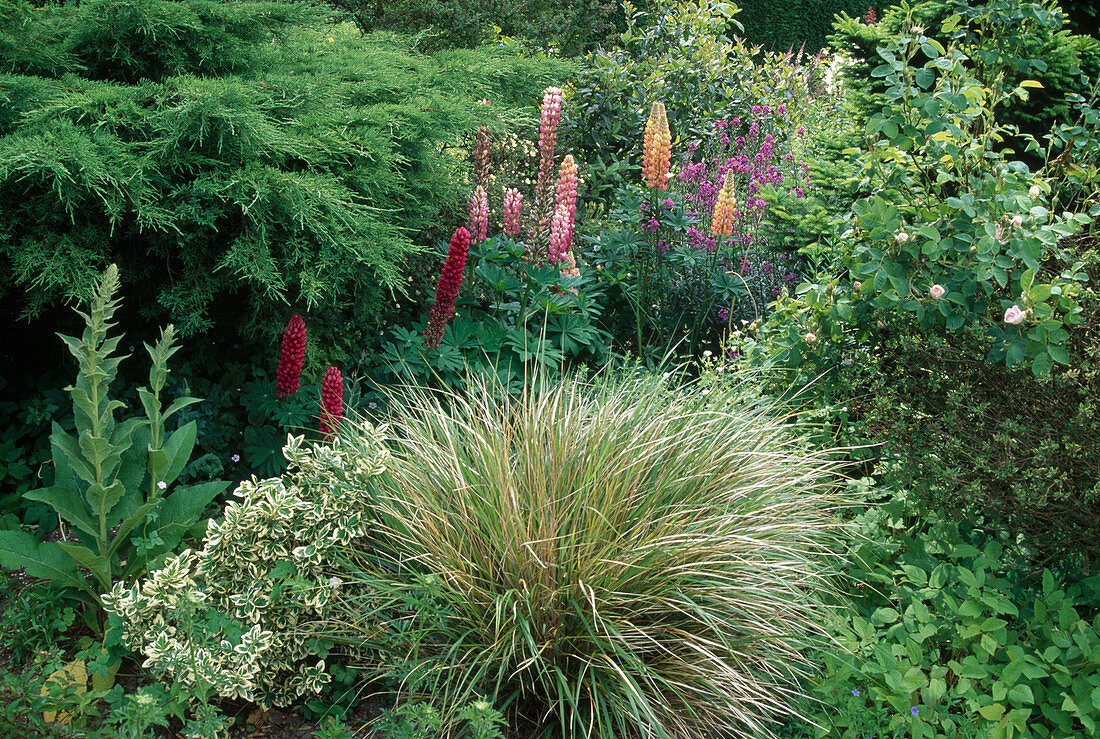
[536, 87, 564, 205]
[929, 284, 946, 299]
[468, 186, 488, 243]
[548, 156, 579, 263]
[502, 187, 523, 237]
[1003, 305, 1025, 325]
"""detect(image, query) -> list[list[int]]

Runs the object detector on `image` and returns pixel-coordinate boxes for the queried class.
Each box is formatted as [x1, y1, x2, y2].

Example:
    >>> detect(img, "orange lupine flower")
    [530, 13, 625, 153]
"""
[642, 102, 672, 191]
[711, 171, 738, 237]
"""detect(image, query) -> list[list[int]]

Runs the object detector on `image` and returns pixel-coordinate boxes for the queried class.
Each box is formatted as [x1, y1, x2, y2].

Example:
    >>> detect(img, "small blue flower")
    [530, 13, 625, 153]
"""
[851, 688, 860, 697]
[910, 707, 920, 716]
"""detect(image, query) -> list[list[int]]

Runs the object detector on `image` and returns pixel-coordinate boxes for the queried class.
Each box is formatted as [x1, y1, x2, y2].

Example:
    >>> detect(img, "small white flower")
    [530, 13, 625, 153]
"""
[895, 231, 910, 244]
[231, 454, 240, 463]
[804, 332, 817, 343]
[1029, 184, 1041, 198]
[328, 576, 341, 588]
[1010, 214, 1024, 229]
[701, 389, 711, 396]
[157, 480, 167, 490]
[703, 350, 713, 357]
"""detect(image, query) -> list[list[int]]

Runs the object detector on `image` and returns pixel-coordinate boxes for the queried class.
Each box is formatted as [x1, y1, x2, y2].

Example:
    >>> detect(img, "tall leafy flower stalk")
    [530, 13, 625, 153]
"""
[634, 100, 675, 350]
[318, 366, 343, 438]
[275, 313, 306, 398]
[423, 227, 472, 350]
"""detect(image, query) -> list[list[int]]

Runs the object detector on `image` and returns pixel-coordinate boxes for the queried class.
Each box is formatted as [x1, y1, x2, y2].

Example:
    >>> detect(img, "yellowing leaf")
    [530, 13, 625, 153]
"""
[41, 659, 87, 724]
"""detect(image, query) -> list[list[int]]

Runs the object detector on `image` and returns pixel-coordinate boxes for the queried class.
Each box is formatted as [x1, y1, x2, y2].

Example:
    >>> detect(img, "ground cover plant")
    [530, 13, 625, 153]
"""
[1, 0, 1098, 736]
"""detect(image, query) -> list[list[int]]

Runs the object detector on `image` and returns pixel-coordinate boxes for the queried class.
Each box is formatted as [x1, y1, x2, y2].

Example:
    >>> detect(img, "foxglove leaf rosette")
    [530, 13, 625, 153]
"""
[276, 314, 306, 398]
[643, 101, 672, 191]
[423, 227, 472, 350]
[318, 366, 343, 438]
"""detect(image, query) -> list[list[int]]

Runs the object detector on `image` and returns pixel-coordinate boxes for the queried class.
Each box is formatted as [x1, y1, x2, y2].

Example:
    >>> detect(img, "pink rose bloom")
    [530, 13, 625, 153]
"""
[929, 284, 945, 299]
[1003, 305, 1025, 325]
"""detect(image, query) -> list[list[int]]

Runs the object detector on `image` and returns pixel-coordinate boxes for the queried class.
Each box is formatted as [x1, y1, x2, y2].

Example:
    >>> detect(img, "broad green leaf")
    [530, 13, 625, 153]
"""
[51, 429, 96, 485]
[160, 421, 198, 485]
[153, 481, 229, 552]
[0, 531, 94, 597]
[57, 542, 111, 591]
[24, 486, 97, 538]
[87, 480, 126, 519]
[978, 703, 1005, 721]
[106, 500, 161, 559]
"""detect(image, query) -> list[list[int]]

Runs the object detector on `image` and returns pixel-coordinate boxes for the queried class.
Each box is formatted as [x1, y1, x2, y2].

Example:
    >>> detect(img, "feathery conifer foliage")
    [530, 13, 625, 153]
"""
[0, 0, 571, 344]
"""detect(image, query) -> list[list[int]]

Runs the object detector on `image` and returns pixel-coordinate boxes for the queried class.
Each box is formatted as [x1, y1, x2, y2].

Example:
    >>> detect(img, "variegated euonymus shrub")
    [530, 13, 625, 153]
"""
[102, 428, 390, 706]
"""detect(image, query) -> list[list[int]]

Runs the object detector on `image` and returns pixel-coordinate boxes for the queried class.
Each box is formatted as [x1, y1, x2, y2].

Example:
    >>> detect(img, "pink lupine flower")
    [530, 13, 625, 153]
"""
[473, 125, 491, 189]
[548, 155, 579, 263]
[929, 284, 945, 299]
[502, 187, 523, 237]
[423, 227, 471, 349]
[318, 366, 343, 438]
[536, 87, 564, 202]
[468, 186, 488, 244]
[1003, 305, 1025, 325]
[275, 314, 306, 398]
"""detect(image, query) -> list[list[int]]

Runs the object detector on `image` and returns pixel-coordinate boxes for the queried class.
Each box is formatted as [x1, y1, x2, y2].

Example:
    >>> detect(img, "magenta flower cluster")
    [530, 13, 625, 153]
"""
[677, 109, 810, 248]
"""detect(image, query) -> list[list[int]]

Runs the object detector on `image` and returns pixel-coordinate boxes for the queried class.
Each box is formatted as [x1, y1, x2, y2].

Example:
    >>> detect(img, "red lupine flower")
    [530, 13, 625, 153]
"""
[423, 227, 471, 350]
[318, 366, 343, 438]
[275, 313, 306, 398]
[503, 187, 523, 237]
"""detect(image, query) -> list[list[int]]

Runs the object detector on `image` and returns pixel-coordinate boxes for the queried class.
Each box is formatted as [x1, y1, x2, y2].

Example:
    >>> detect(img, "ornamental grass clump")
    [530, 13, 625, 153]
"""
[329, 372, 847, 738]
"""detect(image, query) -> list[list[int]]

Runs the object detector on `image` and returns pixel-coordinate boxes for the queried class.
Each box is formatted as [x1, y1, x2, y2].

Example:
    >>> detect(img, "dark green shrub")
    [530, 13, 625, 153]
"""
[736, 0, 887, 54]
[329, 0, 623, 54]
[0, 0, 572, 353]
[828, 0, 1100, 142]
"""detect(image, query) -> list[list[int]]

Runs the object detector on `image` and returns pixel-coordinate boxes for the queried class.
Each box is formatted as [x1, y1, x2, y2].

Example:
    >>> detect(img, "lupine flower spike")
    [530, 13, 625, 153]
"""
[473, 125, 491, 190]
[548, 155, 579, 265]
[502, 187, 523, 237]
[536, 87, 564, 202]
[318, 366, 343, 438]
[423, 227, 472, 349]
[468, 186, 488, 244]
[642, 101, 672, 191]
[711, 171, 738, 237]
[275, 313, 306, 398]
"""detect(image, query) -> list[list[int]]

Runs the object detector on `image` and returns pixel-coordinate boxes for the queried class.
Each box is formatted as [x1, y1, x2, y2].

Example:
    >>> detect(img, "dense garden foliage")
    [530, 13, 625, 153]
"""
[0, 0, 1097, 737]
